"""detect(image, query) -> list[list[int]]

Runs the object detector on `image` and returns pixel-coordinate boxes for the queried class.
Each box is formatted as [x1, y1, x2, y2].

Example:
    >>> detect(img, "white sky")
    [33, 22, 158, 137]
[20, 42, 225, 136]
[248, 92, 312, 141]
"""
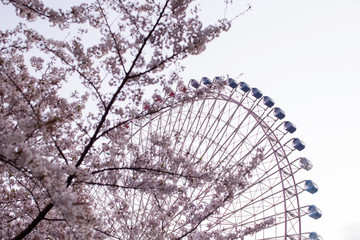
[181, 0, 360, 239]
[1, 0, 359, 239]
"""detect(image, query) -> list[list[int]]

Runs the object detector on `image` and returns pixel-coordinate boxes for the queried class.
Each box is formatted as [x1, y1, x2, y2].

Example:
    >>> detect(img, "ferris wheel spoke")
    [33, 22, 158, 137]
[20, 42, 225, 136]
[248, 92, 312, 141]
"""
[158, 100, 210, 213]
[207, 118, 278, 189]
[209, 103, 282, 172]
[168, 97, 233, 198]
[181, 97, 224, 158]
[91, 79, 321, 239]
[171, 100, 199, 147]
[185, 89, 255, 168]
[169, 103, 286, 234]
[189, 95, 242, 158]
[217, 178, 294, 226]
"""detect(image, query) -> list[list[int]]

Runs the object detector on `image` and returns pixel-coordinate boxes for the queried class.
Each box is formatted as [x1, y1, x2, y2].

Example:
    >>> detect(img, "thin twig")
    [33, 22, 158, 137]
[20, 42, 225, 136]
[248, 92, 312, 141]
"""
[97, 0, 127, 74]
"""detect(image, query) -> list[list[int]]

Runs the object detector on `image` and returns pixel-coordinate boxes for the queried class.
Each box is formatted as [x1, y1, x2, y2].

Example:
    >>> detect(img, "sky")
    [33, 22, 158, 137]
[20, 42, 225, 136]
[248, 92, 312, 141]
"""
[180, 0, 360, 239]
[1, 0, 360, 239]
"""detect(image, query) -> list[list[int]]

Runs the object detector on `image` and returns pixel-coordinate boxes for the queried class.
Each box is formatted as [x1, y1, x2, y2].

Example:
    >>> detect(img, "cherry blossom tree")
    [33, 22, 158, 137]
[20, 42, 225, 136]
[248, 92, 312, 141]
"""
[0, 0, 263, 239]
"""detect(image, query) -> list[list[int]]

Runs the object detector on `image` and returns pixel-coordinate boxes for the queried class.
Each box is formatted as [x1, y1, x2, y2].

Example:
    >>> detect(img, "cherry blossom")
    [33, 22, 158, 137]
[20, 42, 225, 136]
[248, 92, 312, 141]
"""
[0, 1, 264, 239]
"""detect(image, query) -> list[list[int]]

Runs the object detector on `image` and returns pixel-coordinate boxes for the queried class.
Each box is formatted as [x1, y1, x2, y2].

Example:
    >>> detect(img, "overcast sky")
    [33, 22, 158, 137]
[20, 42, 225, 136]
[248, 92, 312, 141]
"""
[181, 0, 360, 239]
[1, 0, 359, 239]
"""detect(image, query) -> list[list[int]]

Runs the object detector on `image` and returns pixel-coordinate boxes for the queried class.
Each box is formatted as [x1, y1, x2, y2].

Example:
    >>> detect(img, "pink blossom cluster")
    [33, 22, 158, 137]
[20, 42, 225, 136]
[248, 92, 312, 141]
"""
[0, 0, 265, 239]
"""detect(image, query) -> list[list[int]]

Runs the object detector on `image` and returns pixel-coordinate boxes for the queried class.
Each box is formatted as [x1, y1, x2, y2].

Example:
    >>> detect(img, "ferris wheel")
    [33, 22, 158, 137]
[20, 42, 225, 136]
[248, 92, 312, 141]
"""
[91, 76, 322, 240]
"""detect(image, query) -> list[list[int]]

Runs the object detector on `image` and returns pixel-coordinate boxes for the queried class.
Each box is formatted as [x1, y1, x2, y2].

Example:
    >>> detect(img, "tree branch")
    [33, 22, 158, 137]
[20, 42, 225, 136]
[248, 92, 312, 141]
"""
[12, 203, 54, 240]
[83, 181, 139, 189]
[175, 194, 232, 240]
[11, 1, 174, 238]
[128, 51, 182, 80]
[51, 137, 69, 165]
[8, 0, 51, 19]
[70, 0, 171, 173]
[94, 227, 122, 240]
[91, 166, 204, 180]
[2, 71, 37, 114]
[125, 0, 170, 77]
[95, 103, 170, 141]
[43, 44, 107, 108]
[97, 0, 127, 74]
